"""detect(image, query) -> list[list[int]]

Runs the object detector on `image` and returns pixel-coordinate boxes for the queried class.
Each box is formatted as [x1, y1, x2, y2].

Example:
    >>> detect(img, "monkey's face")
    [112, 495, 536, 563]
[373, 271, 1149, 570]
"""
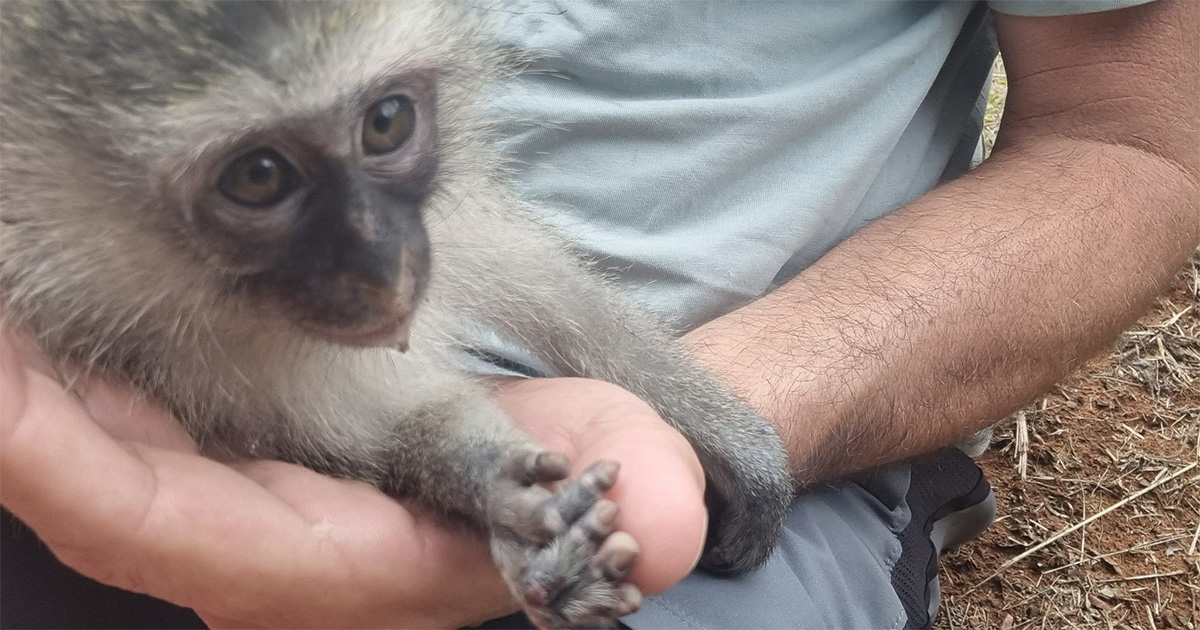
[164, 69, 438, 349]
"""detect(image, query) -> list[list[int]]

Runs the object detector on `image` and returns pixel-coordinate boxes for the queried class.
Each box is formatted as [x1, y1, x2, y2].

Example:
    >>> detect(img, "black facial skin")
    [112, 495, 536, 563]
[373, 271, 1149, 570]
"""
[189, 77, 439, 348]
[250, 156, 434, 347]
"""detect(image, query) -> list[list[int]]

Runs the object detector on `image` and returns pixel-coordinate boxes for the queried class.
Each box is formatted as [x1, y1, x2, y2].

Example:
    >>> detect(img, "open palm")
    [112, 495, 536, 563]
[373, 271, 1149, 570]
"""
[0, 330, 707, 628]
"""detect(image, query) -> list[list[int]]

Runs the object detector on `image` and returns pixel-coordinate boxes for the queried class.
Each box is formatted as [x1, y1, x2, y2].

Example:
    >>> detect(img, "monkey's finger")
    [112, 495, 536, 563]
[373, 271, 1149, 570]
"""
[490, 484, 561, 543]
[501, 449, 571, 486]
[502, 460, 617, 545]
[575, 499, 619, 544]
[491, 377, 707, 597]
[541, 460, 620, 529]
[607, 582, 645, 618]
[521, 528, 643, 627]
[594, 529, 639, 582]
[518, 499, 621, 607]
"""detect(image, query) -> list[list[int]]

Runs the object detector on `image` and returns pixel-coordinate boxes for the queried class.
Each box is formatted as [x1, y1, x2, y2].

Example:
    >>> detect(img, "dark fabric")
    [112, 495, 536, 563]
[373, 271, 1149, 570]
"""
[470, 613, 631, 630]
[0, 508, 207, 629]
[470, 612, 538, 629]
[890, 451, 992, 630]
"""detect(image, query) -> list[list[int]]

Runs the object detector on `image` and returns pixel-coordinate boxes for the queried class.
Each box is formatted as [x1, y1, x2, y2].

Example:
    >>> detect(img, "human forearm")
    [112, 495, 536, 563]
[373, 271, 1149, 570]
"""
[685, 1, 1199, 486]
[687, 136, 1197, 485]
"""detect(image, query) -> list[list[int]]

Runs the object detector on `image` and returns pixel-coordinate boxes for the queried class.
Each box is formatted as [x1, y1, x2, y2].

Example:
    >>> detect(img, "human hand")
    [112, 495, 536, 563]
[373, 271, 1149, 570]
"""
[0, 328, 706, 628]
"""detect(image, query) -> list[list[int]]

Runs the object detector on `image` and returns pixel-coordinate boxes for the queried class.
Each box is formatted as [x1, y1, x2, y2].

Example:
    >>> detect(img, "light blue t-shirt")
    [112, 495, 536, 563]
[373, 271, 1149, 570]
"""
[462, 0, 1152, 377]
[483, 0, 1152, 334]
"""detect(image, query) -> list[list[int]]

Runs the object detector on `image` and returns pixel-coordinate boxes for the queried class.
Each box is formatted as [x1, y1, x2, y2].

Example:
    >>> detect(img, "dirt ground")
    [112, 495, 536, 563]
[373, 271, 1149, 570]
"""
[934, 58, 1200, 630]
[936, 253, 1199, 630]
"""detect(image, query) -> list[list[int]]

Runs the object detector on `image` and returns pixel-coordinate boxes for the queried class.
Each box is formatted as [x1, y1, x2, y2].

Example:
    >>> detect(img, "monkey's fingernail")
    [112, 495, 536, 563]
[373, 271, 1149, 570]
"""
[535, 452, 570, 480]
[599, 531, 640, 568]
[600, 545, 639, 581]
[593, 499, 618, 525]
[583, 460, 620, 492]
[613, 583, 644, 615]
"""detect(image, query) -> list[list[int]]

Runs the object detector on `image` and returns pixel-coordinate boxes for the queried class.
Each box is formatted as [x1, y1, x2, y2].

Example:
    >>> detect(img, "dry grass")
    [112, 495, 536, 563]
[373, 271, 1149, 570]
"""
[934, 57, 1200, 630]
[982, 56, 1008, 158]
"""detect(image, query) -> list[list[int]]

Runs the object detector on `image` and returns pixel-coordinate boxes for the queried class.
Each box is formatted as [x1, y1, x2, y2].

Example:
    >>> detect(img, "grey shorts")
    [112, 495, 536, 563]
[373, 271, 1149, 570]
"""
[473, 449, 993, 630]
[626, 449, 992, 630]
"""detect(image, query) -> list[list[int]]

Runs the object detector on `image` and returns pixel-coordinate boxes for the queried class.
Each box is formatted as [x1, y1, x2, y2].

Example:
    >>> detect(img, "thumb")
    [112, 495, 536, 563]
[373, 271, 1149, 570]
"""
[491, 377, 708, 596]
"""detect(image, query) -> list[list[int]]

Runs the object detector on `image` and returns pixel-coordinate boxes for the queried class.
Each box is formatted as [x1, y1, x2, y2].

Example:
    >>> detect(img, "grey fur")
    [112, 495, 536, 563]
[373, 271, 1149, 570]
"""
[0, 1, 794, 626]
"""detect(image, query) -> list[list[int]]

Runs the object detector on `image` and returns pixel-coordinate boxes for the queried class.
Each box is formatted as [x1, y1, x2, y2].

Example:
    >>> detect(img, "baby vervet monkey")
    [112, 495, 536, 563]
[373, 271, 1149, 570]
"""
[0, 1, 795, 626]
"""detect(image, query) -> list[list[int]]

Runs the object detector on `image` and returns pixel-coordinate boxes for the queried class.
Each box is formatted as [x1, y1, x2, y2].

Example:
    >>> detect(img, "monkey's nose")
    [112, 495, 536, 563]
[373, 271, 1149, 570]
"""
[338, 212, 430, 315]
[343, 274, 413, 318]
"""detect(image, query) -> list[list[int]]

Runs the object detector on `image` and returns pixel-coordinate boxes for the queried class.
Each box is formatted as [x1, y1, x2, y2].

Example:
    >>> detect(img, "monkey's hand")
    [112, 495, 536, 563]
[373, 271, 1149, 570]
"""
[484, 378, 708, 628]
[486, 451, 641, 628]
[0, 332, 707, 629]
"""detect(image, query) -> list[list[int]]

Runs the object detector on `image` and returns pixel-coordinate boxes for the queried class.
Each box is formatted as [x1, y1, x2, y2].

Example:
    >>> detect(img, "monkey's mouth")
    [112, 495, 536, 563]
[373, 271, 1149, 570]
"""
[301, 314, 415, 350]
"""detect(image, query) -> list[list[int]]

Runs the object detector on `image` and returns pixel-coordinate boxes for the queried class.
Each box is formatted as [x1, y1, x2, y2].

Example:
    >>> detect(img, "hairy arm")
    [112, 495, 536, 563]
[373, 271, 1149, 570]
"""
[686, 0, 1200, 486]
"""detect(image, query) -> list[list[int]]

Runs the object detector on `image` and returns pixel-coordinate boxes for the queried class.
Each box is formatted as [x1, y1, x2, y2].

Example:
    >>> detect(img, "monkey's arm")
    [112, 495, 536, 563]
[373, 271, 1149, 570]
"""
[685, 0, 1199, 485]
[0, 330, 515, 628]
[268, 376, 647, 628]
[425, 196, 794, 575]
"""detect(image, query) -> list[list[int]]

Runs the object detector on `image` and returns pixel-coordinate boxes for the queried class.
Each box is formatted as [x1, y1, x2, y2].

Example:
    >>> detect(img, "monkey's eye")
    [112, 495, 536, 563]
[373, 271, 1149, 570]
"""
[362, 96, 415, 155]
[217, 148, 297, 207]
